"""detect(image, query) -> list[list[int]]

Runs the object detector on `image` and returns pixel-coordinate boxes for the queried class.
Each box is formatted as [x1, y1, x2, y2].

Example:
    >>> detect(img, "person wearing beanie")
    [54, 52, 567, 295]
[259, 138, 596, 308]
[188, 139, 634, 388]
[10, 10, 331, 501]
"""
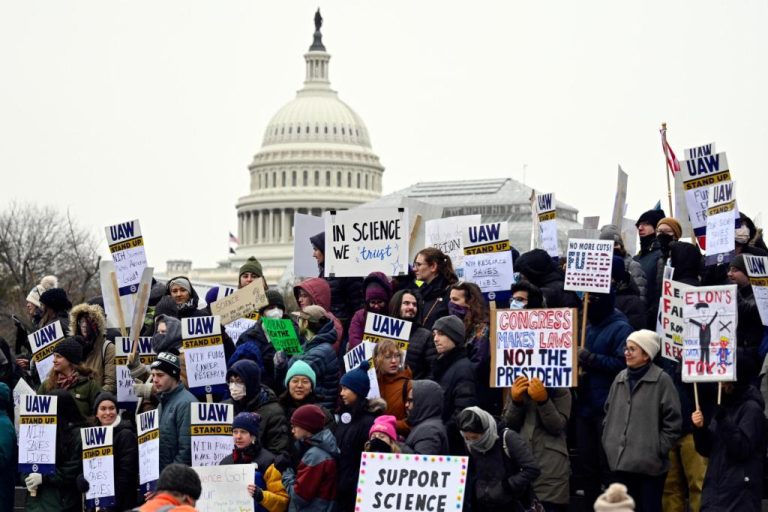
[601, 224, 648, 300]
[656, 217, 683, 241]
[278, 360, 332, 426]
[727, 255, 765, 361]
[334, 361, 386, 512]
[139, 463, 202, 511]
[69, 302, 117, 394]
[259, 289, 287, 320]
[165, 276, 205, 319]
[431, 314, 477, 455]
[240, 256, 268, 290]
[25, 275, 59, 327]
[634, 208, 666, 316]
[691, 352, 765, 511]
[373, 339, 412, 436]
[38, 336, 102, 419]
[346, 272, 394, 350]
[364, 415, 403, 453]
[601, 330, 681, 512]
[594, 483, 636, 511]
[38, 287, 73, 334]
[151, 351, 197, 470]
[279, 404, 339, 512]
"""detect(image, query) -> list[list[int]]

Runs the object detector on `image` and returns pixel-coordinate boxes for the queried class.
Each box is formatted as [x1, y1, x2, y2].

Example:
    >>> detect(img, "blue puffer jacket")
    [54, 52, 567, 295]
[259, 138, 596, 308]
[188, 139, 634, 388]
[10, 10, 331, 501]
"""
[157, 383, 198, 470]
[286, 321, 340, 410]
[576, 309, 633, 418]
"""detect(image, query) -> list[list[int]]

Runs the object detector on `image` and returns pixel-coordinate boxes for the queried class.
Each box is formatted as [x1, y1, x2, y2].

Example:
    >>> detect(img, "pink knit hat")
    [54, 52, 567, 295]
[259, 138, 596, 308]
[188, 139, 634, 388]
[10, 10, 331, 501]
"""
[369, 415, 397, 442]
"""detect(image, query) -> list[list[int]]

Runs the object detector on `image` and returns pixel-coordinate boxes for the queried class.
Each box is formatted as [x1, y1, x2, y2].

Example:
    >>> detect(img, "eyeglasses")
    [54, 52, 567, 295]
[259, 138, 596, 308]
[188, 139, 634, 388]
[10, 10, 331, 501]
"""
[623, 346, 639, 354]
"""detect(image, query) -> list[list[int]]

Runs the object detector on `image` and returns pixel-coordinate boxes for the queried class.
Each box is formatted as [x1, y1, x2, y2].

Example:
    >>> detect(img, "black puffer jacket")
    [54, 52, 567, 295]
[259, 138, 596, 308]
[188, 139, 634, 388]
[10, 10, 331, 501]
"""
[410, 275, 451, 330]
[515, 249, 580, 309]
[614, 278, 646, 331]
[432, 347, 477, 454]
[110, 418, 139, 511]
[405, 325, 436, 380]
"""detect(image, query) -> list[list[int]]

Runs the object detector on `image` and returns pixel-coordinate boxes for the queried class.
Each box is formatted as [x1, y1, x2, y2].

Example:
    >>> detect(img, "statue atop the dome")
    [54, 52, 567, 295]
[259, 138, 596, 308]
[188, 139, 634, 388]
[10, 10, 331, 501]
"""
[314, 9, 323, 32]
[310, 8, 326, 51]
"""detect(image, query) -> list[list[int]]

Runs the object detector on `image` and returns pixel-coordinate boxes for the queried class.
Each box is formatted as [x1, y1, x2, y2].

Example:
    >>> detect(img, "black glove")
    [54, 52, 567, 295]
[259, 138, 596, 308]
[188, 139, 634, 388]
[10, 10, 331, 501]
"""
[76, 474, 90, 493]
[578, 347, 593, 366]
[713, 405, 727, 422]
[253, 486, 264, 503]
[273, 454, 290, 473]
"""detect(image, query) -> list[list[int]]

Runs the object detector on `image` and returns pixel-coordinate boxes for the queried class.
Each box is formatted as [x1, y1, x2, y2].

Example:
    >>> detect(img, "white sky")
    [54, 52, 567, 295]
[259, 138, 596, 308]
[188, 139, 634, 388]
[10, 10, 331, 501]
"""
[2, 1, 766, 269]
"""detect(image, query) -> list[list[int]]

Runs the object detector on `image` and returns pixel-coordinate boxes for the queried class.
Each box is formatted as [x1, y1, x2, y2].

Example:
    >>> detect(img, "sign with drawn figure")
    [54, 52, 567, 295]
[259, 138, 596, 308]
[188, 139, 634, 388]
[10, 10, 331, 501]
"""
[744, 255, 768, 327]
[323, 208, 409, 277]
[424, 215, 481, 278]
[355, 453, 469, 512]
[657, 269, 688, 362]
[193, 464, 256, 512]
[191, 403, 234, 467]
[294, 213, 325, 278]
[681, 284, 737, 383]
[262, 317, 303, 355]
[182, 316, 227, 396]
[105, 219, 147, 296]
[137, 409, 160, 493]
[210, 279, 268, 326]
[114, 337, 155, 409]
[563, 239, 614, 294]
[462, 222, 514, 295]
[342, 342, 380, 400]
[81, 426, 115, 509]
[28, 320, 66, 383]
[492, 308, 577, 388]
[535, 193, 559, 258]
[705, 181, 737, 266]
[18, 394, 57, 474]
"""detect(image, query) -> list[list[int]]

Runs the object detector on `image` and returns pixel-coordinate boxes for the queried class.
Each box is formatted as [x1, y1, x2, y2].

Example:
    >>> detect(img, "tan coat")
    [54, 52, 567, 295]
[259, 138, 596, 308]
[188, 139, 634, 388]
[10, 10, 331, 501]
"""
[69, 303, 117, 393]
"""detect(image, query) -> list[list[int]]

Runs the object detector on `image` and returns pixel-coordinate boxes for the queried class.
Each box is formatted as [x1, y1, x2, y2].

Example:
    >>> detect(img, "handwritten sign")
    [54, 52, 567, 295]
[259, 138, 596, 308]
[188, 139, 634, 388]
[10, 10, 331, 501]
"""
[355, 452, 468, 512]
[18, 394, 57, 474]
[324, 208, 409, 277]
[492, 308, 576, 388]
[657, 270, 688, 362]
[705, 181, 737, 266]
[193, 464, 256, 512]
[114, 337, 155, 409]
[682, 285, 737, 383]
[105, 219, 147, 296]
[463, 222, 514, 295]
[425, 215, 481, 278]
[191, 403, 233, 467]
[262, 318, 303, 355]
[137, 409, 160, 493]
[535, 193, 559, 258]
[182, 316, 227, 395]
[342, 342, 380, 399]
[81, 426, 115, 509]
[28, 320, 65, 383]
[294, 213, 325, 278]
[210, 279, 268, 326]
[12, 378, 35, 430]
[744, 255, 768, 327]
[564, 238, 613, 294]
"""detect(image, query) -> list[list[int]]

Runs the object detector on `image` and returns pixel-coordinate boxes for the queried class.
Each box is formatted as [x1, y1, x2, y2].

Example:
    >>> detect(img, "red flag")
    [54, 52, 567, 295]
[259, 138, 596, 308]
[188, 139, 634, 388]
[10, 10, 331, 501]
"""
[660, 127, 681, 174]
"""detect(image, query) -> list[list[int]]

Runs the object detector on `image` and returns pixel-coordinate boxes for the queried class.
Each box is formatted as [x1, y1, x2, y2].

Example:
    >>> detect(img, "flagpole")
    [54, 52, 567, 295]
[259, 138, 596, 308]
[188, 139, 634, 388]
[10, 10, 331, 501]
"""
[661, 122, 674, 215]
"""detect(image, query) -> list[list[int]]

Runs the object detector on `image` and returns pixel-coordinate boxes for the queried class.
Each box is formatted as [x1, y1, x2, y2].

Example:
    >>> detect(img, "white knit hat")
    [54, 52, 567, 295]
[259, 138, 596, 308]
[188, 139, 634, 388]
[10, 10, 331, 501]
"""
[25, 275, 58, 308]
[627, 329, 660, 360]
[594, 483, 635, 511]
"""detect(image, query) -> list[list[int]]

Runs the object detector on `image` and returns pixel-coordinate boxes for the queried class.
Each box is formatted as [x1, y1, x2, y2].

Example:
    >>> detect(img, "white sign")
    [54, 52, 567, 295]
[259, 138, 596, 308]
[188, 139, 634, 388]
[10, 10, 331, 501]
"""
[425, 215, 481, 278]
[684, 142, 716, 160]
[191, 403, 234, 467]
[182, 316, 227, 394]
[28, 320, 65, 383]
[656, 270, 687, 362]
[81, 426, 115, 509]
[114, 337, 155, 408]
[323, 208, 409, 277]
[611, 167, 628, 228]
[105, 219, 148, 296]
[194, 464, 256, 512]
[705, 181, 736, 266]
[342, 342, 381, 400]
[294, 213, 325, 278]
[137, 409, 160, 493]
[564, 239, 614, 294]
[12, 378, 35, 431]
[463, 222, 515, 293]
[535, 193, 559, 258]
[225, 317, 258, 345]
[99, 259, 135, 330]
[355, 452, 469, 512]
[744, 255, 768, 327]
[682, 285, 737, 383]
[18, 394, 57, 474]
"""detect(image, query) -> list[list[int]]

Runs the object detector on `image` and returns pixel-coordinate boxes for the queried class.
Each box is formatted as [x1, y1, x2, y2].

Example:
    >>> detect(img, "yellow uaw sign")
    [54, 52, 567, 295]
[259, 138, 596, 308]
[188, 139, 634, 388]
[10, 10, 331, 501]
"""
[20, 415, 56, 424]
[138, 429, 159, 444]
[182, 335, 223, 349]
[192, 424, 233, 435]
[108, 236, 144, 254]
[83, 446, 113, 459]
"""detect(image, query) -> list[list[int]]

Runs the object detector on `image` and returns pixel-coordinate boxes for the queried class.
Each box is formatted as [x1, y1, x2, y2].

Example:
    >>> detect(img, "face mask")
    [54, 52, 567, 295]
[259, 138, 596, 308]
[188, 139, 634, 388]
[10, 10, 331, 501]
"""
[735, 225, 750, 244]
[509, 299, 526, 310]
[264, 308, 283, 319]
[367, 437, 392, 453]
[448, 302, 468, 319]
[229, 382, 247, 401]
[656, 234, 674, 252]
[368, 302, 387, 314]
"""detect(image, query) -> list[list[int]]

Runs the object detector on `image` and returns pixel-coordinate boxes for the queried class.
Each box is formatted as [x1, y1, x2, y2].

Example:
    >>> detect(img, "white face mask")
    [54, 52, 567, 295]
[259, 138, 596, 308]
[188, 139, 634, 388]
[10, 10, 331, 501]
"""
[229, 382, 247, 401]
[264, 308, 284, 319]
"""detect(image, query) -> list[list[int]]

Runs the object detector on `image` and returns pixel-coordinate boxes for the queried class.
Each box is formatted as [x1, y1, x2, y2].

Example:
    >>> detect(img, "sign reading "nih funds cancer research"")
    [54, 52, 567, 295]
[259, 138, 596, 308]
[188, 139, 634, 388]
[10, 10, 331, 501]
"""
[105, 219, 148, 296]
[182, 316, 227, 396]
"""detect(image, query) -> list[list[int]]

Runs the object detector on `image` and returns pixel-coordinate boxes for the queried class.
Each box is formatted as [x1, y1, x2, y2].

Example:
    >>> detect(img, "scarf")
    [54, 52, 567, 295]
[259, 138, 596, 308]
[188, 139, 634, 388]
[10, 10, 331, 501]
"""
[56, 371, 80, 390]
[462, 406, 499, 454]
[232, 443, 259, 464]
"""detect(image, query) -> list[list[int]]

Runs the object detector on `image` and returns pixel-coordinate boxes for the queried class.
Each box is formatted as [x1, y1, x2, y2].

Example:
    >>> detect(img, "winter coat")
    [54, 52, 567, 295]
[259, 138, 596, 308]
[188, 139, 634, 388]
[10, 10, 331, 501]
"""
[69, 303, 117, 393]
[404, 325, 436, 380]
[432, 347, 477, 454]
[137, 493, 197, 511]
[404, 380, 448, 455]
[0, 384, 16, 512]
[105, 418, 139, 511]
[293, 278, 345, 351]
[286, 321, 340, 410]
[693, 385, 766, 512]
[467, 325, 503, 416]
[38, 372, 102, 420]
[157, 383, 197, 470]
[347, 273, 393, 350]
[576, 309, 633, 418]
[315, 263, 364, 327]
[24, 422, 82, 512]
[283, 428, 339, 512]
[502, 387, 571, 505]
[602, 363, 682, 476]
[376, 367, 412, 435]
[410, 275, 451, 330]
[634, 247, 663, 304]
[736, 286, 763, 357]
[164, 276, 206, 319]
[220, 446, 288, 512]
[614, 278, 647, 331]
[625, 254, 648, 300]
[515, 249, 581, 309]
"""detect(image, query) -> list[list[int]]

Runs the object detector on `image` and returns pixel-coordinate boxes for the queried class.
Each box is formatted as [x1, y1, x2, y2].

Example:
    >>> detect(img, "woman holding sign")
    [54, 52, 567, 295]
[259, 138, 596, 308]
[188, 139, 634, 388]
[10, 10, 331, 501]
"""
[37, 336, 102, 419]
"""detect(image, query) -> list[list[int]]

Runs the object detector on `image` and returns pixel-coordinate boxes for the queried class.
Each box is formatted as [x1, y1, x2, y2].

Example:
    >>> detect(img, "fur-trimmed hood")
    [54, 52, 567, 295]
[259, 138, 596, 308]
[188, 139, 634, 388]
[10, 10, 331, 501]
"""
[68, 303, 107, 338]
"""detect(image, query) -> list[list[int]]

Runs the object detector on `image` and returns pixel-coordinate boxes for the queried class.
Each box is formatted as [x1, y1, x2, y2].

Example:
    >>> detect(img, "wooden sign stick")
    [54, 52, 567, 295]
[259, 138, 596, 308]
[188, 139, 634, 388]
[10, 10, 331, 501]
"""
[110, 272, 128, 337]
[579, 292, 590, 349]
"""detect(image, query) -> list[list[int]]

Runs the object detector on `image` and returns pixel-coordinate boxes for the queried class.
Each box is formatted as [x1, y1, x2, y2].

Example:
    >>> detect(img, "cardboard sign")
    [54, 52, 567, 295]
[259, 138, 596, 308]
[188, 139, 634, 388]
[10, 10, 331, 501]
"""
[18, 394, 57, 474]
[462, 222, 514, 295]
[492, 308, 577, 388]
[355, 452, 469, 512]
[99, 259, 134, 331]
[137, 409, 160, 493]
[105, 219, 148, 296]
[81, 426, 115, 509]
[744, 255, 768, 326]
[191, 403, 234, 467]
[294, 213, 325, 278]
[657, 271, 688, 362]
[705, 181, 736, 266]
[564, 239, 614, 293]
[682, 285, 737, 383]
[582, 216, 600, 230]
[114, 337, 155, 409]
[535, 193, 559, 258]
[424, 215, 481, 278]
[262, 318, 303, 355]
[342, 342, 381, 399]
[210, 279, 268, 326]
[611, 166, 628, 228]
[323, 208, 409, 277]
[193, 464, 256, 512]
[182, 316, 227, 395]
[28, 320, 66, 383]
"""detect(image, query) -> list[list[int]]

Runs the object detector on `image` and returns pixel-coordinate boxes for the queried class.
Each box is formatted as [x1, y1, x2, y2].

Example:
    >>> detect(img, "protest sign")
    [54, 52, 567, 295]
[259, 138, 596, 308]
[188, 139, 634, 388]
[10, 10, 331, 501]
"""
[81, 426, 115, 509]
[564, 239, 613, 294]
[191, 403, 234, 467]
[535, 193, 559, 258]
[193, 464, 256, 512]
[744, 255, 768, 326]
[463, 222, 514, 299]
[323, 208, 409, 277]
[583, 216, 600, 230]
[705, 181, 736, 266]
[137, 409, 160, 493]
[18, 394, 57, 474]
[355, 452, 468, 512]
[262, 317, 303, 355]
[492, 308, 577, 388]
[620, 218, 637, 257]
[224, 317, 258, 345]
[105, 219, 147, 296]
[294, 213, 325, 278]
[611, 166, 629, 228]
[682, 285, 737, 383]
[114, 337, 155, 409]
[12, 378, 35, 430]
[656, 269, 688, 361]
[685, 142, 717, 160]
[342, 341, 380, 399]
[362, 312, 411, 355]
[182, 316, 227, 396]
[210, 279, 267, 326]
[28, 320, 65, 383]
[425, 215, 481, 278]
[99, 260, 134, 332]
[129, 267, 154, 342]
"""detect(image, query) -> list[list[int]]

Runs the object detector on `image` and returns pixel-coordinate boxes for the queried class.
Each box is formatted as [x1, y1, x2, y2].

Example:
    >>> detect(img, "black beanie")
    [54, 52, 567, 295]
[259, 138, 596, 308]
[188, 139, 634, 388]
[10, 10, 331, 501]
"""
[40, 288, 72, 312]
[93, 392, 118, 415]
[636, 209, 666, 229]
[150, 351, 181, 379]
[157, 464, 202, 500]
[433, 315, 466, 347]
[54, 336, 84, 365]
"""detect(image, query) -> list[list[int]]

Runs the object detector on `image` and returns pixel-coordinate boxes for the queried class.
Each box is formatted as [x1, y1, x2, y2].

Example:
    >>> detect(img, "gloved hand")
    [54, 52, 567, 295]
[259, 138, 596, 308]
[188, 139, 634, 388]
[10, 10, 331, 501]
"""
[253, 485, 264, 503]
[273, 351, 288, 369]
[25, 473, 43, 492]
[273, 454, 290, 473]
[527, 378, 548, 403]
[510, 376, 528, 403]
[578, 347, 593, 366]
[76, 473, 90, 493]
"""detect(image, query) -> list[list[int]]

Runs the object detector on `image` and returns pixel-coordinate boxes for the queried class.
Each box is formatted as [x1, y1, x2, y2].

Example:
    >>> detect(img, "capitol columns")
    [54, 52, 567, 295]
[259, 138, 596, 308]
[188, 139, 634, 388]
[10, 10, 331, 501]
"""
[280, 209, 289, 243]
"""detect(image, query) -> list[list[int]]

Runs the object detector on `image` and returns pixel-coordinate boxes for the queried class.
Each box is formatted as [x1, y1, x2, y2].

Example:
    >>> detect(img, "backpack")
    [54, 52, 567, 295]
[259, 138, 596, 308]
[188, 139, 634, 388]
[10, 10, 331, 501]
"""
[501, 429, 545, 512]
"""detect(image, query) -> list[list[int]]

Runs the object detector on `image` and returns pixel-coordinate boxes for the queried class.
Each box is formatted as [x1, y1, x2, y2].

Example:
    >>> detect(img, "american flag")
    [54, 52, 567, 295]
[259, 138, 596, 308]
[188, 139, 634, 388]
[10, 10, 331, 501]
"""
[660, 127, 681, 174]
[229, 232, 240, 245]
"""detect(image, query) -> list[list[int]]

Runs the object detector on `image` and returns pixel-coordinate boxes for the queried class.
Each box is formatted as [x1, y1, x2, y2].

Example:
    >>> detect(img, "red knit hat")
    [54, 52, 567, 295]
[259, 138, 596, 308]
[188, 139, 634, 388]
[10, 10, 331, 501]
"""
[291, 404, 326, 434]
